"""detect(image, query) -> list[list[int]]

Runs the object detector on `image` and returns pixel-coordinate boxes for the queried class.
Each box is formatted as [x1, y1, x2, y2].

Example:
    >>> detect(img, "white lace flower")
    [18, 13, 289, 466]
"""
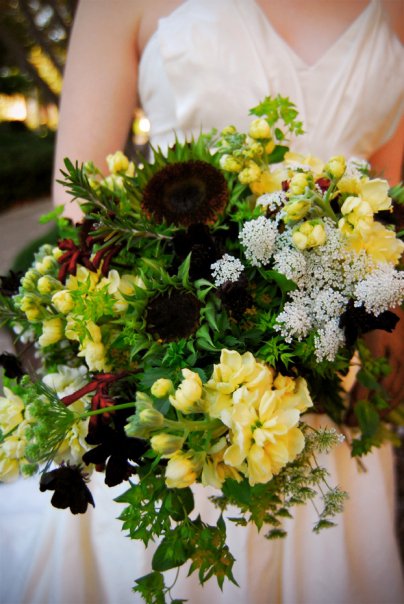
[354, 264, 404, 315]
[211, 254, 245, 286]
[239, 216, 278, 267]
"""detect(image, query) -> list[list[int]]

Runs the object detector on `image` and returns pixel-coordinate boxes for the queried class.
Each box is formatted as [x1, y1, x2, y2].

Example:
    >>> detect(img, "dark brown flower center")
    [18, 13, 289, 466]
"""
[146, 289, 201, 341]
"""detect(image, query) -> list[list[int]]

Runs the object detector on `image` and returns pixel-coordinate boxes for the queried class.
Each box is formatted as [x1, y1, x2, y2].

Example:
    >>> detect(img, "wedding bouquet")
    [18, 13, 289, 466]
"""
[0, 96, 403, 602]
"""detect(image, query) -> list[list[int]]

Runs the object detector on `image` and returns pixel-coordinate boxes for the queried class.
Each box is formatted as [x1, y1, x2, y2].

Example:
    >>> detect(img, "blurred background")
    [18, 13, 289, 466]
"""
[0, 0, 150, 213]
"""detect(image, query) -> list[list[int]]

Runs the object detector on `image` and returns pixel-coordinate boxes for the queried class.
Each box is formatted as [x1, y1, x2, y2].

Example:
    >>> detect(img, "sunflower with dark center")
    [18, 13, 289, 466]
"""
[146, 288, 201, 342]
[141, 160, 229, 227]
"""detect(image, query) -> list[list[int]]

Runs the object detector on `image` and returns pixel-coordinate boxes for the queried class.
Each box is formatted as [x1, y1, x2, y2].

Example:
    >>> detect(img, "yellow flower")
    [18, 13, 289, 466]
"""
[165, 450, 205, 489]
[150, 433, 184, 456]
[20, 295, 41, 321]
[292, 220, 327, 250]
[289, 173, 309, 195]
[201, 437, 243, 489]
[38, 317, 64, 347]
[106, 150, 130, 174]
[54, 400, 92, 465]
[249, 118, 271, 139]
[66, 266, 99, 292]
[219, 154, 244, 173]
[346, 221, 404, 264]
[219, 369, 312, 486]
[283, 199, 312, 222]
[151, 378, 174, 398]
[170, 369, 203, 414]
[238, 160, 261, 185]
[325, 155, 346, 179]
[284, 152, 324, 176]
[77, 321, 109, 371]
[359, 178, 391, 212]
[0, 420, 31, 482]
[249, 170, 281, 196]
[35, 255, 56, 275]
[0, 387, 24, 433]
[52, 290, 74, 314]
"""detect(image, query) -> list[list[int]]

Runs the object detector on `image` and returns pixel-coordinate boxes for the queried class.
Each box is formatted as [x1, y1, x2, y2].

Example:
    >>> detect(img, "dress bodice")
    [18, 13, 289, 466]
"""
[139, 0, 404, 160]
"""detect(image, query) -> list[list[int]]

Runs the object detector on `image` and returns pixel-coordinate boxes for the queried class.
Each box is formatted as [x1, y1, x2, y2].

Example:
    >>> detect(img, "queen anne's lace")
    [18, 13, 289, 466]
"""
[239, 216, 278, 267]
[211, 254, 245, 286]
[354, 264, 404, 315]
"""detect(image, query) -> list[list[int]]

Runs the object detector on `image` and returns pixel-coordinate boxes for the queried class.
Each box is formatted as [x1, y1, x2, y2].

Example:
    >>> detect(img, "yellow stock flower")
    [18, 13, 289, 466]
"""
[292, 221, 327, 250]
[238, 160, 261, 185]
[346, 221, 404, 264]
[170, 369, 203, 414]
[284, 152, 324, 176]
[0, 388, 24, 433]
[150, 433, 184, 456]
[219, 154, 244, 173]
[107, 150, 130, 174]
[249, 118, 272, 139]
[38, 317, 64, 347]
[0, 420, 31, 482]
[165, 450, 205, 489]
[151, 378, 174, 398]
[52, 290, 74, 314]
[202, 438, 243, 489]
[325, 156, 346, 179]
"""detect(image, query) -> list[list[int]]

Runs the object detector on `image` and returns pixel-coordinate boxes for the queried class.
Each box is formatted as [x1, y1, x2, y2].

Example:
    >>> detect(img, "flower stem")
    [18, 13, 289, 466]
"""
[78, 402, 136, 419]
[164, 417, 223, 433]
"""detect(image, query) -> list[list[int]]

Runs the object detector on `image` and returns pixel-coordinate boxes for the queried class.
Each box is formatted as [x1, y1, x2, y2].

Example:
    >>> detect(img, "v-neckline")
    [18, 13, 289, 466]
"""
[248, 0, 376, 70]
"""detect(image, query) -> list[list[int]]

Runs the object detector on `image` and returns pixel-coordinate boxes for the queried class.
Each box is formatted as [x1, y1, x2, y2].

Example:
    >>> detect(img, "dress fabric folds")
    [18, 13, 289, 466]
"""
[1, 1, 404, 603]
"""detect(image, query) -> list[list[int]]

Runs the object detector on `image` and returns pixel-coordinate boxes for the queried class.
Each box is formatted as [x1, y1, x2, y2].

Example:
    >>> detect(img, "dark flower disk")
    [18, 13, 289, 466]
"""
[0, 352, 25, 381]
[172, 223, 223, 280]
[142, 160, 229, 226]
[218, 275, 253, 320]
[40, 464, 94, 514]
[146, 289, 201, 342]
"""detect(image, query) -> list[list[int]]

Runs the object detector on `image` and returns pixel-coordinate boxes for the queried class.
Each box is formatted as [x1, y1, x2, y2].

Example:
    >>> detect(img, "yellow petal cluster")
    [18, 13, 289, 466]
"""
[169, 369, 203, 414]
[203, 350, 313, 486]
[165, 450, 205, 489]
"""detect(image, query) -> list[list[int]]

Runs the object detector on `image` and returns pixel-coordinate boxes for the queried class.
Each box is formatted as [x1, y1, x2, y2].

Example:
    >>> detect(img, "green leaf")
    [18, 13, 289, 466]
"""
[266, 145, 289, 164]
[133, 571, 166, 604]
[152, 530, 193, 572]
[165, 488, 195, 521]
[354, 400, 380, 438]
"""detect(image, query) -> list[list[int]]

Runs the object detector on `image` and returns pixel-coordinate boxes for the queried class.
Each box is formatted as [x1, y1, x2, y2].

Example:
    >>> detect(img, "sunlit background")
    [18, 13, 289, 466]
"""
[0, 0, 150, 210]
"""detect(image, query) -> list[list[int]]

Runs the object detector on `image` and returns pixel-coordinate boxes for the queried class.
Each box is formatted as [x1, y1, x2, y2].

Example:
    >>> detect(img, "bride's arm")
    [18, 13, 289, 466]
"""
[52, 0, 141, 222]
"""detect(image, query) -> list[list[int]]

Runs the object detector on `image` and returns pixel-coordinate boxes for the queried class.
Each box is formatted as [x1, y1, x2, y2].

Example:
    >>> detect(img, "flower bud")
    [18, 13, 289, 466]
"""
[150, 433, 184, 456]
[38, 317, 64, 347]
[289, 173, 309, 195]
[238, 161, 261, 185]
[292, 220, 327, 250]
[283, 199, 311, 222]
[151, 378, 174, 398]
[249, 118, 271, 139]
[169, 369, 202, 414]
[219, 154, 244, 173]
[52, 290, 74, 314]
[20, 296, 41, 321]
[35, 256, 55, 275]
[325, 155, 346, 179]
[21, 270, 38, 292]
[165, 451, 205, 489]
[37, 276, 59, 295]
[106, 150, 129, 174]
[221, 125, 237, 136]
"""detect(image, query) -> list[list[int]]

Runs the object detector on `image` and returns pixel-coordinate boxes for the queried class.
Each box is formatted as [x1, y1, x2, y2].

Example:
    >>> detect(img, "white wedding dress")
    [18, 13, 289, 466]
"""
[1, 1, 404, 603]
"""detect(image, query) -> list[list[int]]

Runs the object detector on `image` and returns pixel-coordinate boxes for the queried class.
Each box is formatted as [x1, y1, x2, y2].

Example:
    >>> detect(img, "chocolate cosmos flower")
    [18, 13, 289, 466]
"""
[83, 419, 148, 487]
[40, 464, 94, 514]
[142, 160, 229, 226]
[0, 352, 25, 381]
[146, 289, 201, 342]
[340, 301, 399, 348]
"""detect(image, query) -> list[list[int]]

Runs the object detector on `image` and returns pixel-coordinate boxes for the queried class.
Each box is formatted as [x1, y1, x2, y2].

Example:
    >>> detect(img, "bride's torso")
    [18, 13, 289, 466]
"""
[136, 0, 403, 160]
